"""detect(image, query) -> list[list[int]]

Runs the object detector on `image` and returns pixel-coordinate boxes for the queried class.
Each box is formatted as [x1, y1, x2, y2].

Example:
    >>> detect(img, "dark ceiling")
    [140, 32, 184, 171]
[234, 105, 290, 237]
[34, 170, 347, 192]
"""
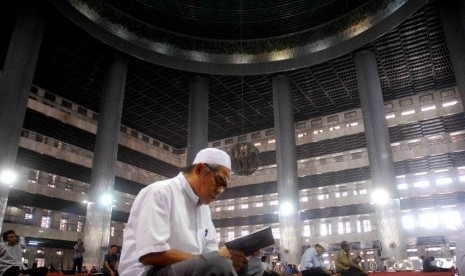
[3, 0, 456, 150]
[100, 0, 367, 40]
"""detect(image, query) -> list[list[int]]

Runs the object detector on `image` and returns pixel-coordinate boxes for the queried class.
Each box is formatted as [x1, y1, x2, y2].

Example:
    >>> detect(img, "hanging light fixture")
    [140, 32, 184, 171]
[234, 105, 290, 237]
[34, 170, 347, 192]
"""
[229, 1, 259, 176]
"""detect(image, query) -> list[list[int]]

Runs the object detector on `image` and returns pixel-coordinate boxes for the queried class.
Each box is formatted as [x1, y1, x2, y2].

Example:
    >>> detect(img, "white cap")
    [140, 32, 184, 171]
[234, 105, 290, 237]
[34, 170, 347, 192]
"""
[316, 243, 329, 250]
[193, 148, 231, 170]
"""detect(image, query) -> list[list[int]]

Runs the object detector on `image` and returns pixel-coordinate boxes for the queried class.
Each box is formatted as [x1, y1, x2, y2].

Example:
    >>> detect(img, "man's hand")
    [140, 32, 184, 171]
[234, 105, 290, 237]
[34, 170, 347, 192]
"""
[219, 245, 248, 272]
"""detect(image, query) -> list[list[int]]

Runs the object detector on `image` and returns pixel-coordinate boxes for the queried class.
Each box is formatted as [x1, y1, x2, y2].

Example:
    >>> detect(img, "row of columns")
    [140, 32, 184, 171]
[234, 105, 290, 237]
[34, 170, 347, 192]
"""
[1, 0, 465, 268]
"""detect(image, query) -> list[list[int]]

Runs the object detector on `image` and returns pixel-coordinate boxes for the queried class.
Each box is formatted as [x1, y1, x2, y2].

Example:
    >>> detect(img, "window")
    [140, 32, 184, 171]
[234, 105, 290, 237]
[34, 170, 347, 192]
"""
[442, 210, 461, 229]
[240, 204, 249, 209]
[48, 174, 56, 188]
[320, 222, 331, 236]
[59, 219, 67, 231]
[241, 230, 249, 236]
[362, 219, 371, 232]
[77, 221, 83, 232]
[111, 226, 115, 237]
[41, 216, 50, 228]
[318, 188, 329, 200]
[227, 231, 235, 241]
[419, 213, 437, 228]
[272, 227, 280, 239]
[402, 215, 415, 229]
[269, 200, 278, 206]
[255, 202, 263, 207]
[345, 221, 351, 234]
[338, 222, 344, 234]
[227, 206, 234, 211]
[303, 225, 311, 237]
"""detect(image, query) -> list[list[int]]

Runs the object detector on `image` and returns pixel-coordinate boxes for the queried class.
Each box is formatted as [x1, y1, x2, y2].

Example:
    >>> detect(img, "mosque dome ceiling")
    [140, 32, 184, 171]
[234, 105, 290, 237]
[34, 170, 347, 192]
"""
[49, 0, 427, 75]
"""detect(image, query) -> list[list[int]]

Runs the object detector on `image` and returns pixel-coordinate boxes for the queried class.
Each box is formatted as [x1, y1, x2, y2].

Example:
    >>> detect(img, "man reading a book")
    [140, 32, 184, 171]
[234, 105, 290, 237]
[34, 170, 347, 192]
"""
[119, 148, 248, 276]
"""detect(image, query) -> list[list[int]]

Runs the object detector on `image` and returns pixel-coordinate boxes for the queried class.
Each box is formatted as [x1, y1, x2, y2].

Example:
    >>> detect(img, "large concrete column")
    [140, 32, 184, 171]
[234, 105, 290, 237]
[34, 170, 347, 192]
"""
[0, 4, 43, 233]
[272, 75, 301, 264]
[83, 54, 127, 269]
[186, 76, 209, 165]
[440, 0, 465, 110]
[354, 51, 407, 261]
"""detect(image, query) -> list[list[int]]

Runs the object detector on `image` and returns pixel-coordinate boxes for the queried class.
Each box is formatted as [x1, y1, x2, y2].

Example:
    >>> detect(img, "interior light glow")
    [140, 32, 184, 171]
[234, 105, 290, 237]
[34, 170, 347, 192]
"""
[100, 193, 113, 206]
[435, 177, 452, 185]
[402, 215, 415, 229]
[459, 175, 465, 182]
[421, 105, 436, 112]
[371, 188, 390, 205]
[442, 100, 457, 107]
[279, 201, 295, 216]
[0, 169, 17, 185]
[254, 142, 261, 146]
[401, 110, 415, 116]
[413, 181, 429, 188]
[442, 210, 461, 229]
[386, 113, 396, 119]
[397, 183, 408, 190]
[268, 139, 275, 144]
[420, 213, 437, 228]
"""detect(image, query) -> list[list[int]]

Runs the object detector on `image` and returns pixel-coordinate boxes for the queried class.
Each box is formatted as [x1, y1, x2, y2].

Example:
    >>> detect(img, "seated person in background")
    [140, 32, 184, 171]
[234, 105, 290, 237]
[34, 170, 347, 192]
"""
[262, 256, 279, 276]
[119, 148, 247, 276]
[103, 245, 120, 276]
[422, 256, 454, 272]
[90, 265, 98, 274]
[285, 264, 299, 275]
[247, 250, 264, 276]
[300, 243, 339, 276]
[335, 241, 367, 276]
[1, 230, 48, 276]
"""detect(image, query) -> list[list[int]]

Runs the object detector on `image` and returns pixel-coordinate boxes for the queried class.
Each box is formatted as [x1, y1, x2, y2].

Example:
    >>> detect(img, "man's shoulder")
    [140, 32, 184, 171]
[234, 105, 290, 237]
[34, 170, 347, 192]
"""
[145, 175, 183, 191]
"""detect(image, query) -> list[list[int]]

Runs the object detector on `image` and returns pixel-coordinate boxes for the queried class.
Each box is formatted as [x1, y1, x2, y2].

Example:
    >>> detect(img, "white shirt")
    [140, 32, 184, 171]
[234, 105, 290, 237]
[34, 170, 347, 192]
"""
[119, 173, 218, 276]
[0, 242, 26, 275]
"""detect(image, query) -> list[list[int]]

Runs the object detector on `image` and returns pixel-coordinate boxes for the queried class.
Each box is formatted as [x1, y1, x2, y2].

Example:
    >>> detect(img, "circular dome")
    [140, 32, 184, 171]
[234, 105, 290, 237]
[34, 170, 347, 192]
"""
[50, 0, 427, 75]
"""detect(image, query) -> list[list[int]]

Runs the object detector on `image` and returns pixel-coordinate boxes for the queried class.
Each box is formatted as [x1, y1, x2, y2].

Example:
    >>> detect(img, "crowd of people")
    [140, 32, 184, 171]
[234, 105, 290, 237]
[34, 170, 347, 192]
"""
[0, 148, 463, 276]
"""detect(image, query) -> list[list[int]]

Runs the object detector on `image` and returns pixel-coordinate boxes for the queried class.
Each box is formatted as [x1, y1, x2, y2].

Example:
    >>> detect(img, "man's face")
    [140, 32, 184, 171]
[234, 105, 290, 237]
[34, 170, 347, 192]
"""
[196, 164, 230, 205]
[316, 246, 325, 255]
[6, 233, 17, 245]
[110, 246, 117, 255]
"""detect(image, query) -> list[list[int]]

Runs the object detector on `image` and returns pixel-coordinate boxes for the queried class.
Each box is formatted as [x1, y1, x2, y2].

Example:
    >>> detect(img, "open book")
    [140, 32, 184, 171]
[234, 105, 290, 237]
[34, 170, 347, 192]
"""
[225, 226, 275, 256]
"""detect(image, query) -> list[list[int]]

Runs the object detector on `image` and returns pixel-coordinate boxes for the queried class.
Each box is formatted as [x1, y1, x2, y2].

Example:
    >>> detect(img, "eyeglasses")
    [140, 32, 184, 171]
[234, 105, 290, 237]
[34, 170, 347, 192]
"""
[204, 164, 229, 192]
